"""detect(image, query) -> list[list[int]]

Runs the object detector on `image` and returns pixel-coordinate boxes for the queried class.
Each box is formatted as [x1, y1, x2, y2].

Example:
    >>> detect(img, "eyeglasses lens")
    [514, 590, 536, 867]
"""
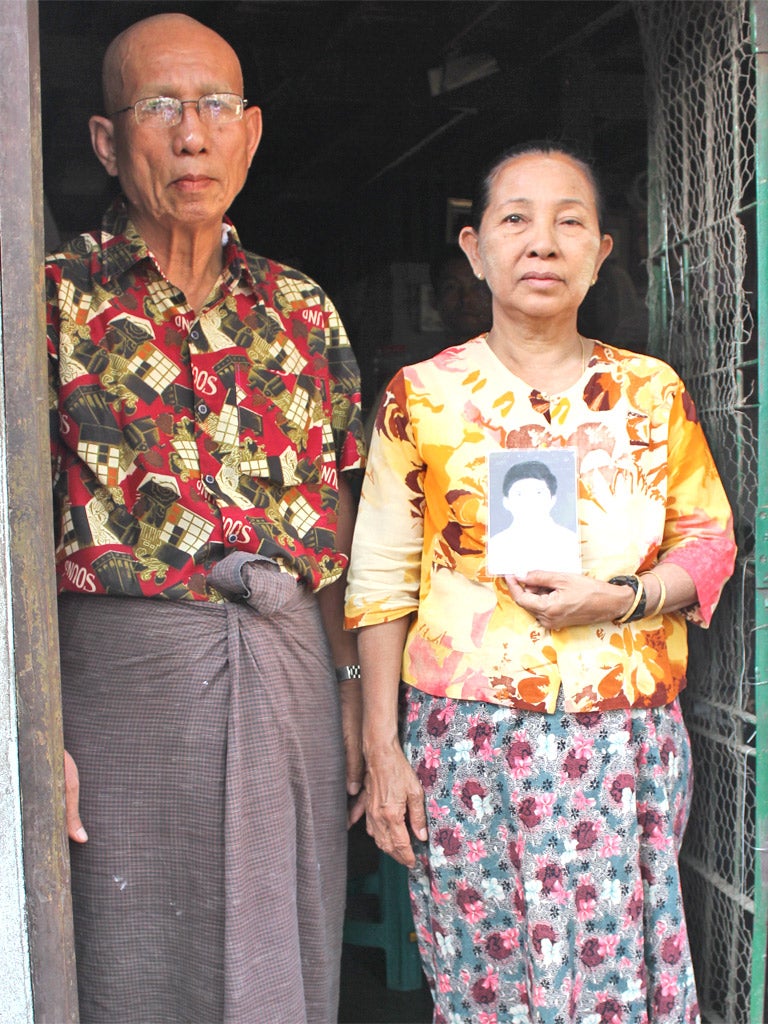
[134, 94, 244, 126]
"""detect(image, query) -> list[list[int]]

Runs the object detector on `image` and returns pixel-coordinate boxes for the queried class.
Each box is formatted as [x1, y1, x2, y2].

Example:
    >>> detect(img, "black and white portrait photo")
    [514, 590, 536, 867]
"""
[486, 449, 581, 576]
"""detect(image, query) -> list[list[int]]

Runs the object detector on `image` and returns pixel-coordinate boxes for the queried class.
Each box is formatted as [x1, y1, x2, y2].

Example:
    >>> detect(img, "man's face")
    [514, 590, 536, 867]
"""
[502, 477, 555, 524]
[99, 20, 261, 240]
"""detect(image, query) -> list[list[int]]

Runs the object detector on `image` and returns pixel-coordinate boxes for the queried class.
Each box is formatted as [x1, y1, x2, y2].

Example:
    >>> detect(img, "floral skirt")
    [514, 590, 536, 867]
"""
[401, 687, 700, 1024]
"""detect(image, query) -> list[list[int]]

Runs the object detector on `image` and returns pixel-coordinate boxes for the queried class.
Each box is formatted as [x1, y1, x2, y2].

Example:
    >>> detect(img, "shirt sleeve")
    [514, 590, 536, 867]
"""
[657, 380, 737, 626]
[325, 297, 366, 474]
[345, 370, 425, 628]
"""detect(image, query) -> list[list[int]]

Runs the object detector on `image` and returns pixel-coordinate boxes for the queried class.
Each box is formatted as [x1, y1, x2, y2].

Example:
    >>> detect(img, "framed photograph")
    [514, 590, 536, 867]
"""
[486, 448, 581, 576]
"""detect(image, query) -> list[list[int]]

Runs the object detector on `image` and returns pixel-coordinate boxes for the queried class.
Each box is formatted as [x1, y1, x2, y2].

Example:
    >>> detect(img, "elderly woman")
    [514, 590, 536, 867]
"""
[345, 142, 736, 1024]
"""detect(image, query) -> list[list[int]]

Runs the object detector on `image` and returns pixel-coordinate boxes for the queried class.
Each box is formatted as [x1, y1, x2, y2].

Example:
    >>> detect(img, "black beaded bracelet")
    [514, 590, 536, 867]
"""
[609, 574, 647, 624]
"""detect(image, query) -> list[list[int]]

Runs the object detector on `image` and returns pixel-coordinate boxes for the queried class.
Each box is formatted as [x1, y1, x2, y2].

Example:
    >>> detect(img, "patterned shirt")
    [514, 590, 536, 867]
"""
[48, 200, 365, 601]
[345, 337, 736, 713]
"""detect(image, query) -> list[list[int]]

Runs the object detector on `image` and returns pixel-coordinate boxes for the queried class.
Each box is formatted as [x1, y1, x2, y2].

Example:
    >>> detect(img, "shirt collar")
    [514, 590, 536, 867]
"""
[98, 197, 256, 291]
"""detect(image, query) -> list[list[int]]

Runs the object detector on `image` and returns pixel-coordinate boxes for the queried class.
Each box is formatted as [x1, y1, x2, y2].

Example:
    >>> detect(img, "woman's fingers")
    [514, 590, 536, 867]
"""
[363, 754, 427, 867]
[507, 572, 621, 629]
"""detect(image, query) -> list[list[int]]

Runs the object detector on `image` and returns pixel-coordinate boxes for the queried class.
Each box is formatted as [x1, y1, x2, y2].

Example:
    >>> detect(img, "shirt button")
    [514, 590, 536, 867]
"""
[190, 329, 199, 341]
[227, 533, 238, 544]
[198, 403, 208, 416]
[203, 474, 215, 485]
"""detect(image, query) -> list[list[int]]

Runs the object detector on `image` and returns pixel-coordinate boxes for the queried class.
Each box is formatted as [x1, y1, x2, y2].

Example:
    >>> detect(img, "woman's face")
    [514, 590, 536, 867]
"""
[459, 153, 613, 325]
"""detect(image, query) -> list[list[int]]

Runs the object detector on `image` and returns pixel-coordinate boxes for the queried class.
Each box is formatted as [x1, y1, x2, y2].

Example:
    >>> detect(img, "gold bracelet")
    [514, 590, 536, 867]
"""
[642, 571, 666, 617]
[614, 575, 645, 624]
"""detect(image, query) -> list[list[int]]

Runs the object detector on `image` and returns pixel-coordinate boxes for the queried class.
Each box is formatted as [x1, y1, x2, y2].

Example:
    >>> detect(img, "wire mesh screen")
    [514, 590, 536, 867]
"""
[634, 2, 760, 1021]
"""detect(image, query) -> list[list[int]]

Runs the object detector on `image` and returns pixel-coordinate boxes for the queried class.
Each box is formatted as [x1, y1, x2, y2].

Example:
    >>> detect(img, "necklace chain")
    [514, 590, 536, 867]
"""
[536, 335, 587, 402]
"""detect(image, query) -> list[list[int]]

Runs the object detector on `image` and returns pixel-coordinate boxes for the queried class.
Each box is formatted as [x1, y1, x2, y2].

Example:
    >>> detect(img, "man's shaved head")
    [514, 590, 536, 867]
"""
[89, 11, 261, 254]
[101, 13, 244, 113]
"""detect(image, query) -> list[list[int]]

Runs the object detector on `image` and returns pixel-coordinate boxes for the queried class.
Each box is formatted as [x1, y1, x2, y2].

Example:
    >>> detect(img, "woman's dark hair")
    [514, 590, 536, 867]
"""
[502, 459, 557, 498]
[469, 139, 607, 234]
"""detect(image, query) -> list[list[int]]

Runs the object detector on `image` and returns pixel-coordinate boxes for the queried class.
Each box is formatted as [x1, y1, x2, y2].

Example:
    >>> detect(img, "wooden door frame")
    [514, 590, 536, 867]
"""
[0, 1, 78, 1019]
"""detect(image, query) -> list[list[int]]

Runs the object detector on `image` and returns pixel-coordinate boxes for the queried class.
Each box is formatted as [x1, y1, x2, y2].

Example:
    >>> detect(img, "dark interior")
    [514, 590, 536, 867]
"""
[39, 0, 648, 411]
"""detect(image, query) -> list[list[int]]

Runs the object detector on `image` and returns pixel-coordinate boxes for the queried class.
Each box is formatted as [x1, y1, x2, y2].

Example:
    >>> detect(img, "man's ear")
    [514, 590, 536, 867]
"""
[89, 115, 119, 178]
[244, 105, 263, 168]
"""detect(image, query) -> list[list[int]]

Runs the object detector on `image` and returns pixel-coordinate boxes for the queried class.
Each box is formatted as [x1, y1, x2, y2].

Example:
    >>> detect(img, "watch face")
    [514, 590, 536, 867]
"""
[336, 665, 362, 682]
[610, 575, 639, 590]
[610, 574, 647, 624]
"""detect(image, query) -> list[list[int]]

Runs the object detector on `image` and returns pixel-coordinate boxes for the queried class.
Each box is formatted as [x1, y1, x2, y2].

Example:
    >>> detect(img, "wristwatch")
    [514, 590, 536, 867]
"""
[335, 664, 362, 683]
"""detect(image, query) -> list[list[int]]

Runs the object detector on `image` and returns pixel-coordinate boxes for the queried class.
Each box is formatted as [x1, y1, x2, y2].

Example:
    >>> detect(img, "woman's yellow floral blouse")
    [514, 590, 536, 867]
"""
[345, 338, 736, 713]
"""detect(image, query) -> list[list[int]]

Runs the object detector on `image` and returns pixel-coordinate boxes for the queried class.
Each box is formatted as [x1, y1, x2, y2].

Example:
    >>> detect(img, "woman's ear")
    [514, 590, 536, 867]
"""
[89, 115, 119, 178]
[459, 225, 483, 280]
[594, 232, 614, 277]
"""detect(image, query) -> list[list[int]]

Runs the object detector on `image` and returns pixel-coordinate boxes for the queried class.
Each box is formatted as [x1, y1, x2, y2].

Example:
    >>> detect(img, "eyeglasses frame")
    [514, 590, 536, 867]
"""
[109, 93, 249, 126]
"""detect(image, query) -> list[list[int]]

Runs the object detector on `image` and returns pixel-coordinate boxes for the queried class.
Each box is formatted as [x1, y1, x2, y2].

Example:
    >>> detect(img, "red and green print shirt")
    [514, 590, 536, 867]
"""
[47, 201, 365, 601]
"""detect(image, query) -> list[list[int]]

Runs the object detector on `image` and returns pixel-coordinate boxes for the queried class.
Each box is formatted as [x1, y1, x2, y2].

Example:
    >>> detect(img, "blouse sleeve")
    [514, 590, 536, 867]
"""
[657, 380, 737, 626]
[344, 371, 425, 628]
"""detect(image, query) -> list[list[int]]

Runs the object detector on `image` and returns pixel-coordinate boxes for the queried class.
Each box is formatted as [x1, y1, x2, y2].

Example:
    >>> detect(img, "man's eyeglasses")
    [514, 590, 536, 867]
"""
[109, 93, 248, 127]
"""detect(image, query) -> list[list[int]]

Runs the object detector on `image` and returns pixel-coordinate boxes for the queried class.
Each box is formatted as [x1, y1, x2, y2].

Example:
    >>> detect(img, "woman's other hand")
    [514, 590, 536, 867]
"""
[363, 740, 427, 868]
[357, 618, 428, 868]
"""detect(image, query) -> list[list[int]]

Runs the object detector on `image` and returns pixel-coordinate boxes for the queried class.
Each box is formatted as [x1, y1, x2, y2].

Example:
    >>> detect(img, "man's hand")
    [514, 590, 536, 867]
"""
[64, 749, 88, 843]
[338, 678, 365, 825]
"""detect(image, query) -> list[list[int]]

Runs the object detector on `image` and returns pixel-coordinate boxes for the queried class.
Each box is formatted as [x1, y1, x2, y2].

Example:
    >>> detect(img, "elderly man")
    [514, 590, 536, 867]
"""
[47, 13, 364, 1023]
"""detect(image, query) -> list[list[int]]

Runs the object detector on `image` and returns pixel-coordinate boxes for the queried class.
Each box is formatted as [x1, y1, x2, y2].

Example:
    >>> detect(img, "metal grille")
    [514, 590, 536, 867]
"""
[634, 2, 763, 1021]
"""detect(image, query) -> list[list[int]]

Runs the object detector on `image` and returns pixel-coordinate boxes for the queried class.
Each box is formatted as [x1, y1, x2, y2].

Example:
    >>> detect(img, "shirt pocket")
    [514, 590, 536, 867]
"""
[237, 366, 325, 489]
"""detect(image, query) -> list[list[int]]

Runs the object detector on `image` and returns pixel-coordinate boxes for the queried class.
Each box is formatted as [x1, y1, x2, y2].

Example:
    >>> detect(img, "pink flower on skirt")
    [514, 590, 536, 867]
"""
[535, 860, 565, 897]
[531, 922, 557, 954]
[467, 839, 487, 862]
[609, 772, 635, 804]
[595, 995, 624, 1023]
[598, 934, 619, 958]
[572, 819, 600, 850]
[505, 733, 533, 777]
[575, 880, 597, 921]
[580, 936, 605, 968]
[485, 929, 517, 960]
[458, 778, 487, 810]
[518, 796, 541, 828]
[661, 931, 684, 965]
[600, 834, 622, 857]
[424, 743, 441, 768]
[473, 974, 495, 1007]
